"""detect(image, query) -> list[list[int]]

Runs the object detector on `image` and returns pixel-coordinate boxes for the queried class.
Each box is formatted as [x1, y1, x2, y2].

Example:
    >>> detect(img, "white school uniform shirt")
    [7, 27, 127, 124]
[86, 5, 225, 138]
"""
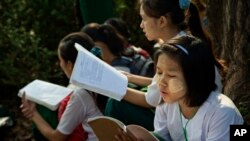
[57, 87, 102, 141]
[154, 91, 244, 141]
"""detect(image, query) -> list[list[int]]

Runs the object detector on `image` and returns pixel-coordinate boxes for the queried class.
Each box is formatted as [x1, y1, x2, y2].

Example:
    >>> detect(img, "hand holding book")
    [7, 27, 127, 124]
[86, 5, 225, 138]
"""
[87, 116, 159, 141]
[20, 92, 36, 119]
[18, 79, 73, 111]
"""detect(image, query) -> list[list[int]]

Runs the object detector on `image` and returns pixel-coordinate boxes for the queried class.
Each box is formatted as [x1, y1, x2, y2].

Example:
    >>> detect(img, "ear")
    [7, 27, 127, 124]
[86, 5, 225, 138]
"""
[66, 61, 74, 72]
[158, 15, 168, 28]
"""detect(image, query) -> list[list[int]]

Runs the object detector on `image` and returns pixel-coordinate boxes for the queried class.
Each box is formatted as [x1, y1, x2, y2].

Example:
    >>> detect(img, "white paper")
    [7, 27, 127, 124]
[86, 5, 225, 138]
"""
[18, 79, 73, 111]
[70, 43, 128, 101]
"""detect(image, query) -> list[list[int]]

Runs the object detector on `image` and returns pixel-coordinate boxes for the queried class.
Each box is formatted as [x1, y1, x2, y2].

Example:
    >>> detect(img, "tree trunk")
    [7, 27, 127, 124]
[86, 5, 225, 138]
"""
[206, 0, 250, 123]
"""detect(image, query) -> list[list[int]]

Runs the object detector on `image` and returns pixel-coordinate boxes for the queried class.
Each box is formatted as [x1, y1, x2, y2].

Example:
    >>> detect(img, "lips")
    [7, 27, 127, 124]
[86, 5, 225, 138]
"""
[160, 90, 168, 97]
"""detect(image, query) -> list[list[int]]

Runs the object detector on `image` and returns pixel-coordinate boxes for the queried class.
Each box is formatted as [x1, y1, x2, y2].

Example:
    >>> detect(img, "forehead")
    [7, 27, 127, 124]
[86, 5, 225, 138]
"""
[139, 5, 145, 16]
[157, 53, 181, 72]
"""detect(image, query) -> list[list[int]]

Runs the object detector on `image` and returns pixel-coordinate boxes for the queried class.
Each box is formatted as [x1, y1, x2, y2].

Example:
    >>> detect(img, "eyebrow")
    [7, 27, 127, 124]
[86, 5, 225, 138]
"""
[156, 66, 179, 73]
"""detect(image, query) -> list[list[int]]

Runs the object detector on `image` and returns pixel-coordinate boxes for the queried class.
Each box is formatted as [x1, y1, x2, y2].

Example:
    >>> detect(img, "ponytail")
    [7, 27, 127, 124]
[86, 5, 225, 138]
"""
[187, 2, 225, 77]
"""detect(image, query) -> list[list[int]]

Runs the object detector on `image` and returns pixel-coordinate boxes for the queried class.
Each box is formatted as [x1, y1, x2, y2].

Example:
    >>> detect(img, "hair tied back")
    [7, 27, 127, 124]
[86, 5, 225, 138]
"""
[179, 0, 190, 10]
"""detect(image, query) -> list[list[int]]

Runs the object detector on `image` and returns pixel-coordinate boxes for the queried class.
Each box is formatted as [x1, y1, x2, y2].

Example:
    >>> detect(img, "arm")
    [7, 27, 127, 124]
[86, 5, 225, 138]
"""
[123, 88, 152, 108]
[121, 71, 152, 86]
[32, 111, 67, 141]
[20, 98, 67, 141]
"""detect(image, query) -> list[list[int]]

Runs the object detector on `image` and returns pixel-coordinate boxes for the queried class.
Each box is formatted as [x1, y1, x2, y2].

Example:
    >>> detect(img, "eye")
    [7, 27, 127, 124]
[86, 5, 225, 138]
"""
[156, 71, 162, 76]
[168, 74, 175, 78]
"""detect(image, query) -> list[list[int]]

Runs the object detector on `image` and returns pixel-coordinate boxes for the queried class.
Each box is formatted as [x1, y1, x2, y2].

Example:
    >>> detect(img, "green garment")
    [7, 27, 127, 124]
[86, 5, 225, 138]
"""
[152, 132, 166, 141]
[105, 98, 155, 131]
[32, 105, 58, 141]
[79, 0, 114, 25]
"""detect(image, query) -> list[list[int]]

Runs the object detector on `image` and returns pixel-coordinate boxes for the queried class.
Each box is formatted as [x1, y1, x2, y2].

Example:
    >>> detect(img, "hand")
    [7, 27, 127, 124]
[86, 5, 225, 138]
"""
[20, 92, 37, 119]
[115, 128, 143, 141]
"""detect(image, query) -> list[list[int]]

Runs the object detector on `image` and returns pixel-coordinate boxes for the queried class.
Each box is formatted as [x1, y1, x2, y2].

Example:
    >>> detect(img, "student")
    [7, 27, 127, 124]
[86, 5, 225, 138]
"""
[104, 18, 155, 77]
[115, 35, 244, 141]
[81, 23, 155, 130]
[104, 17, 151, 59]
[120, 0, 223, 108]
[20, 32, 102, 141]
[81, 23, 131, 73]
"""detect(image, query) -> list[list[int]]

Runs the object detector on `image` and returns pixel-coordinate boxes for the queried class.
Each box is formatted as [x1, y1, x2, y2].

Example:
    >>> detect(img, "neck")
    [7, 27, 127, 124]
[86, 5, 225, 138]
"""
[103, 51, 117, 65]
[162, 26, 180, 43]
[179, 101, 199, 119]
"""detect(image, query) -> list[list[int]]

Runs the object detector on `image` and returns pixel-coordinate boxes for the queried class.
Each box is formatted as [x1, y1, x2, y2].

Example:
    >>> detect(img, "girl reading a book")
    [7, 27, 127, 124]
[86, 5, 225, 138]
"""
[115, 35, 244, 141]
[20, 32, 102, 141]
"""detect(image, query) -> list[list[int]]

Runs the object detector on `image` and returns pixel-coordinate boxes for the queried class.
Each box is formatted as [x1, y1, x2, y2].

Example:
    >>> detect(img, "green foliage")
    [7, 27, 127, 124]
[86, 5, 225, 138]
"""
[113, 0, 155, 55]
[0, 0, 77, 90]
[0, 0, 150, 95]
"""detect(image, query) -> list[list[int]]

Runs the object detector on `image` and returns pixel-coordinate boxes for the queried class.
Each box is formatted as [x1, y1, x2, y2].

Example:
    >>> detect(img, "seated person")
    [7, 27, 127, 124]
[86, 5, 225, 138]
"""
[20, 32, 102, 141]
[116, 35, 244, 141]
[81, 23, 155, 130]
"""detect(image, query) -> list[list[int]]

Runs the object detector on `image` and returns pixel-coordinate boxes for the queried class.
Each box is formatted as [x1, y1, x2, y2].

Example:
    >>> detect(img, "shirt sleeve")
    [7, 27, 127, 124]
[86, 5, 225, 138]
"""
[145, 75, 161, 107]
[154, 104, 172, 141]
[56, 89, 87, 135]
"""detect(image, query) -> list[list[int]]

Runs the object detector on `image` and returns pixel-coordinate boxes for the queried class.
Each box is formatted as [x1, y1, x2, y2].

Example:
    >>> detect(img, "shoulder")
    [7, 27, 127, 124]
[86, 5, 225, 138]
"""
[206, 92, 239, 110]
[111, 56, 133, 67]
[203, 92, 243, 123]
[71, 88, 95, 103]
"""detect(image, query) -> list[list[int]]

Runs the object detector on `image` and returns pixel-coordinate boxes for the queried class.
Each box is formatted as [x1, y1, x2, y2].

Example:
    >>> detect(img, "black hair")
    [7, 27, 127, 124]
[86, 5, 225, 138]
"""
[140, 0, 211, 44]
[58, 32, 94, 64]
[141, 0, 185, 27]
[141, 0, 224, 80]
[81, 23, 126, 56]
[155, 35, 217, 107]
[104, 18, 131, 40]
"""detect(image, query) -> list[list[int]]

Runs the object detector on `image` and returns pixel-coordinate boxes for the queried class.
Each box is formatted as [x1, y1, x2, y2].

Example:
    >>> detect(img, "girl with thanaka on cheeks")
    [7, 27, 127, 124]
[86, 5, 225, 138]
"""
[116, 35, 243, 141]
[108, 0, 223, 113]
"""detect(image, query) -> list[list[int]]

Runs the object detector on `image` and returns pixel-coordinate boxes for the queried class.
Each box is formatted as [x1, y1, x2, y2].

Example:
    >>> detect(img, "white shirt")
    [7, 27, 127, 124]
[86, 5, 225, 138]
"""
[57, 88, 102, 141]
[145, 74, 161, 107]
[154, 91, 244, 141]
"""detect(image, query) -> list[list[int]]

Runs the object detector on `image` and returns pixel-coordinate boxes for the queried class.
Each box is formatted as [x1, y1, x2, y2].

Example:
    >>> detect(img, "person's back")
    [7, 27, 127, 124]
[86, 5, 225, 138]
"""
[21, 32, 103, 141]
[82, 23, 155, 77]
[104, 18, 154, 76]
[81, 23, 155, 130]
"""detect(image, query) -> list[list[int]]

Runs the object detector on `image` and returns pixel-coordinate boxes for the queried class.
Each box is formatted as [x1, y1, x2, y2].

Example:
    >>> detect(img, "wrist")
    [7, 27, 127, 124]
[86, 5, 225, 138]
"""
[32, 110, 40, 120]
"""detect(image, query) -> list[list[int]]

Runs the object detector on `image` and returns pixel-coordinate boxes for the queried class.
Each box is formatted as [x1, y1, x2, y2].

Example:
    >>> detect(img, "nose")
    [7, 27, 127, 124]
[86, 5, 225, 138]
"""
[157, 75, 168, 87]
[140, 21, 143, 29]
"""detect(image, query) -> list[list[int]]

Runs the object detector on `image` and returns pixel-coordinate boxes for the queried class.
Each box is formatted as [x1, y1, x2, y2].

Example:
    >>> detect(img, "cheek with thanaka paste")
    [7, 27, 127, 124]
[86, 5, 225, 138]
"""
[168, 78, 184, 93]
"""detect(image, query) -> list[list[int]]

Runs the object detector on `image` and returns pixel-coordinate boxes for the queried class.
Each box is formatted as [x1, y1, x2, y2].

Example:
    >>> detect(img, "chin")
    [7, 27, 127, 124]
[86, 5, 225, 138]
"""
[162, 97, 174, 103]
[146, 37, 154, 41]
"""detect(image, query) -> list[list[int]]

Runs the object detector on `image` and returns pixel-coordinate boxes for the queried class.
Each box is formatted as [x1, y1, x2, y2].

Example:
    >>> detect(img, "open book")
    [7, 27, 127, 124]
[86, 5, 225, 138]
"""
[18, 79, 73, 111]
[70, 43, 128, 101]
[87, 116, 159, 141]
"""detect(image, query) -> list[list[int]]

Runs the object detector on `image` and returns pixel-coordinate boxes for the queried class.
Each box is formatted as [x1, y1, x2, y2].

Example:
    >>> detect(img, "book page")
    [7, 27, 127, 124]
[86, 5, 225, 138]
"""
[18, 79, 72, 111]
[126, 125, 159, 141]
[70, 43, 128, 101]
[87, 116, 126, 141]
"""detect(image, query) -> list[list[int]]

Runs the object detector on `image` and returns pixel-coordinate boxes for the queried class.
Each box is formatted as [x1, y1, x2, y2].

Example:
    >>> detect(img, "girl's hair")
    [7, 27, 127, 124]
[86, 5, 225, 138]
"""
[58, 32, 95, 64]
[141, 0, 224, 78]
[155, 35, 217, 107]
[104, 18, 131, 40]
[140, 0, 207, 43]
[81, 23, 126, 57]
